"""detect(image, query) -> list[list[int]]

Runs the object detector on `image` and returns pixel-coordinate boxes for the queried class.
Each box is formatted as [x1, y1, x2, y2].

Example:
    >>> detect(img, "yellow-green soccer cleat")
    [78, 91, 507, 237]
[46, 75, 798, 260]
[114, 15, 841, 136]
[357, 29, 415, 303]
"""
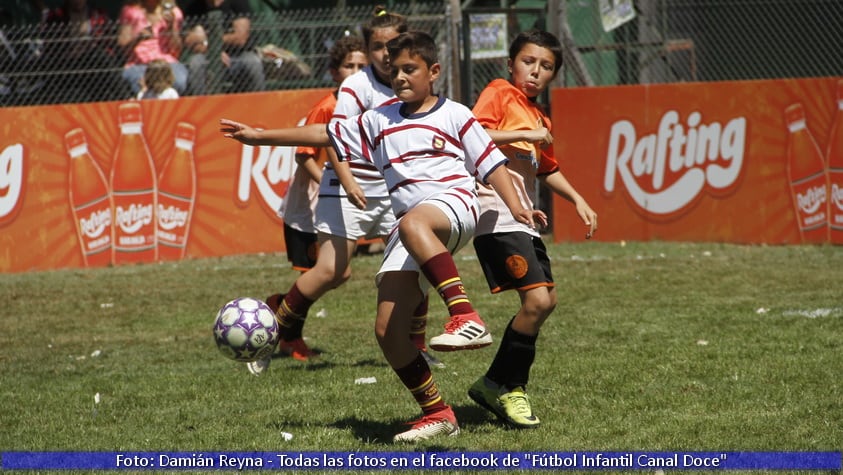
[468, 377, 540, 428]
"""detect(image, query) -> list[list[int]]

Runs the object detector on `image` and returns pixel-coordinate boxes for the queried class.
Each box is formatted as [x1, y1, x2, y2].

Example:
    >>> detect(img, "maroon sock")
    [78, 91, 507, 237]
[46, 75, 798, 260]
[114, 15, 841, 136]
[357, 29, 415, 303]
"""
[420, 252, 474, 317]
[278, 283, 313, 340]
[394, 353, 447, 415]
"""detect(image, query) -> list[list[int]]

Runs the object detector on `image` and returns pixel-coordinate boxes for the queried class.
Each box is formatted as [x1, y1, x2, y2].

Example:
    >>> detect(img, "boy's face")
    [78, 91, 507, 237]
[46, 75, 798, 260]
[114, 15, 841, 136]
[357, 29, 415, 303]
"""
[389, 50, 439, 105]
[368, 27, 401, 82]
[508, 43, 557, 98]
[331, 51, 368, 84]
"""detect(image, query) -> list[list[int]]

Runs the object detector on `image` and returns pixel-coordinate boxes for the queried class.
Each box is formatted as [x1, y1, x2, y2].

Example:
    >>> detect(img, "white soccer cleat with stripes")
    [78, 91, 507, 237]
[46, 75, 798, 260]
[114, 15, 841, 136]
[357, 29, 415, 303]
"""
[429, 312, 493, 351]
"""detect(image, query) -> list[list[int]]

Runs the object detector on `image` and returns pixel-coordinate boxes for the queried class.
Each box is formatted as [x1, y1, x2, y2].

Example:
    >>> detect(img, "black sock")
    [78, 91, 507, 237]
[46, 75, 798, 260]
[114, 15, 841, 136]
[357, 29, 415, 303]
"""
[486, 316, 538, 389]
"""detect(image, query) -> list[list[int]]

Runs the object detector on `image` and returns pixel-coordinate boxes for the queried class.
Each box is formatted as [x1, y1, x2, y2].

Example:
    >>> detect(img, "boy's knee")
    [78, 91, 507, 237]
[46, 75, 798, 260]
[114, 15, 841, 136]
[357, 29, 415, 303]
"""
[523, 290, 556, 317]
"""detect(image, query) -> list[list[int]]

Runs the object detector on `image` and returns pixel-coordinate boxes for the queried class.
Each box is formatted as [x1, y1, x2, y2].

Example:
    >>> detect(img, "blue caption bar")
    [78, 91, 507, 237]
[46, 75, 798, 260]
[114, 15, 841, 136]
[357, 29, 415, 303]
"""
[1, 451, 840, 471]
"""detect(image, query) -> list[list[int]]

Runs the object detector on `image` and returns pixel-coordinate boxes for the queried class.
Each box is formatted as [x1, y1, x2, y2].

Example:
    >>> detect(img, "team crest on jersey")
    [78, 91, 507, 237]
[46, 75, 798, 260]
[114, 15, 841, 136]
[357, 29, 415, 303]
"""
[505, 255, 529, 279]
[432, 136, 445, 150]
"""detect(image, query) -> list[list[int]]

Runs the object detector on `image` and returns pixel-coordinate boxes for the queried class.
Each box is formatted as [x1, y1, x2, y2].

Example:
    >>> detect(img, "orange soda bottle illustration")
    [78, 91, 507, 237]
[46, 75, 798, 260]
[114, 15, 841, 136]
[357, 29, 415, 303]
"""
[111, 102, 157, 263]
[157, 122, 197, 260]
[826, 79, 843, 245]
[785, 103, 828, 244]
[66, 128, 112, 267]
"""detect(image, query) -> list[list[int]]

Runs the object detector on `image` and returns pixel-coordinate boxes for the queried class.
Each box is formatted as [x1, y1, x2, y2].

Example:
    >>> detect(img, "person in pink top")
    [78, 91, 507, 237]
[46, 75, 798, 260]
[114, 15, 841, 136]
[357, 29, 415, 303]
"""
[117, 0, 188, 96]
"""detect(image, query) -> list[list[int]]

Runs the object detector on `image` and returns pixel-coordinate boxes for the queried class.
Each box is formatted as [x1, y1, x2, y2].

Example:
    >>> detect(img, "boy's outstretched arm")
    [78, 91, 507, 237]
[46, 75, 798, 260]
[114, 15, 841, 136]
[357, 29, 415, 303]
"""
[541, 171, 598, 239]
[485, 165, 545, 229]
[219, 119, 330, 147]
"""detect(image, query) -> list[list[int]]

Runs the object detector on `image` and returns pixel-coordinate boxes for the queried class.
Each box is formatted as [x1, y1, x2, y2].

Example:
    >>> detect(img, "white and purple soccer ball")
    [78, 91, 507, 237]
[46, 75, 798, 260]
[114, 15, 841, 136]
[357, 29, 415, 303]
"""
[213, 297, 279, 362]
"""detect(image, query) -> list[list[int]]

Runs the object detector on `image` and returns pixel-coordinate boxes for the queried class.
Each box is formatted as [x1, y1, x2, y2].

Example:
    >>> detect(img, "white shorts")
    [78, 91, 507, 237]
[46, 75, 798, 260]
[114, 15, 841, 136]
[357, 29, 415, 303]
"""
[376, 190, 479, 291]
[314, 195, 395, 240]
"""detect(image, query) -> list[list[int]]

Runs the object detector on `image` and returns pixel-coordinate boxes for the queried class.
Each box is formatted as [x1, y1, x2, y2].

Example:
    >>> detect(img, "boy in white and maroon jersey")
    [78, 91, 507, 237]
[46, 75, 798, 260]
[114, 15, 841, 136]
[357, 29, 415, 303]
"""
[221, 31, 539, 442]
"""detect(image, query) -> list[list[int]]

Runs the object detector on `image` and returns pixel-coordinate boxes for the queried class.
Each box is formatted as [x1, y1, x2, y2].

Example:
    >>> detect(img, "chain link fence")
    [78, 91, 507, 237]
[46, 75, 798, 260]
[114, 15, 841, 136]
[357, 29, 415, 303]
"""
[1, 0, 841, 107]
[0, 2, 449, 106]
[552, 0, 843, 88]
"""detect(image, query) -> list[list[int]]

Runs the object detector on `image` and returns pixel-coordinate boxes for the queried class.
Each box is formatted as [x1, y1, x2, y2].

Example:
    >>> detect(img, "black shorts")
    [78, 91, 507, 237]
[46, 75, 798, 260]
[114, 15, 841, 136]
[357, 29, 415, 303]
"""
[284, 224, 319, 271]
[473, 232, 553, 294]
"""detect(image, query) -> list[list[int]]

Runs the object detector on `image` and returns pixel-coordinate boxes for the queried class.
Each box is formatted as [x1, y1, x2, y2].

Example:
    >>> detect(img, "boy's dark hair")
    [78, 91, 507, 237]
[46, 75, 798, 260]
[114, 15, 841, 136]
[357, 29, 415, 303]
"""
[328, 34, 366, 71]
[509, 29, 564, 74]
[386, 31, 438, 67]
[362, 6, 408, 47]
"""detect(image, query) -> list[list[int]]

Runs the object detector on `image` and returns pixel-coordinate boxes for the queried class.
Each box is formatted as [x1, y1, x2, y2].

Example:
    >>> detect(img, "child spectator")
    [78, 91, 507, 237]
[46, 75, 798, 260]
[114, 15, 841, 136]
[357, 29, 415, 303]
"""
[467, 29, 598, 429]
[220, 30, 537, 442]
[136, 58, 179, 99]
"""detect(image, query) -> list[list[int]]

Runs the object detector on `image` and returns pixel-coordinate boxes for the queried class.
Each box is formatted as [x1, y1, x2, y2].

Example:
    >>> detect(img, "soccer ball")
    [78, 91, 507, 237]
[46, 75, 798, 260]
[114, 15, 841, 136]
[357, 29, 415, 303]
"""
[213, 297, 279, 362]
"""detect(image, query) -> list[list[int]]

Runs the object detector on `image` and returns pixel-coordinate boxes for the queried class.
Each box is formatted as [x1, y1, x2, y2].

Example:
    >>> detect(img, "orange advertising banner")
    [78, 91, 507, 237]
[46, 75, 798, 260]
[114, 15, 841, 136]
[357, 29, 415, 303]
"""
[0, 89, 330, 273]
[551, 77, 843, 245]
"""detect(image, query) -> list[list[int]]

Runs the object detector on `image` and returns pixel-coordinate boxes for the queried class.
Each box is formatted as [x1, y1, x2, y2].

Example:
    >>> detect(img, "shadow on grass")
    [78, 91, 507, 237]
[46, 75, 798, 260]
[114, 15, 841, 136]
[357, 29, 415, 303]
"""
[451, 403, 510, 430]
[268, 352, 389, 371]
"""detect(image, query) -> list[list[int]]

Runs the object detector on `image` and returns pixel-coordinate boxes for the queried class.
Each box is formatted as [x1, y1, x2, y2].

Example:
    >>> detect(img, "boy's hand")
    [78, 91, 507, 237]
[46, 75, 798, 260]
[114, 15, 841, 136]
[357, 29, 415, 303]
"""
[511, 208, 537, 229]
[532, 209, 548, 229]
[526, 127, 553, 148]
[346, 185, 367, 210]
[576, 202, 598, 239]
[220, 119, 260, 145]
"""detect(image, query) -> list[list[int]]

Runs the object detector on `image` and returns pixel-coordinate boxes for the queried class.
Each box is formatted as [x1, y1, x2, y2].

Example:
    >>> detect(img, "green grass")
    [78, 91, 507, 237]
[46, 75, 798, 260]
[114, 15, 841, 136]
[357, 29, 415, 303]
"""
[0, 241, 841, 474]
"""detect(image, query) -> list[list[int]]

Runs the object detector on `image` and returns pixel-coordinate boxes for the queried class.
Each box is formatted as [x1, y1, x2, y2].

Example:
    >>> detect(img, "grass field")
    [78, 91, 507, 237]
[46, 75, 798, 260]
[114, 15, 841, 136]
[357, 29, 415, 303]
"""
[0, 240, 841, 474]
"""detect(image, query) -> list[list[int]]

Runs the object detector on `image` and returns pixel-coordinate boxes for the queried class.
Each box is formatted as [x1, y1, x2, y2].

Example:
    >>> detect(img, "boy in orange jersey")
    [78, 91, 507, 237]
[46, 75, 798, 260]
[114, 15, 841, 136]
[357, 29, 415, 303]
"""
[468, 30, 598, 429]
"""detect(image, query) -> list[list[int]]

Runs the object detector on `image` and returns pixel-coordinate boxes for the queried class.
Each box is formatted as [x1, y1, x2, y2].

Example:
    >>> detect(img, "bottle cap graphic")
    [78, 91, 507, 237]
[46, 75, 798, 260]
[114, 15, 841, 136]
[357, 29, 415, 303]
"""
[64, 128, 86, 153]
[175, 122, 196, 142]
[118, 102, 143, 125]
[784, 103, 805, 126]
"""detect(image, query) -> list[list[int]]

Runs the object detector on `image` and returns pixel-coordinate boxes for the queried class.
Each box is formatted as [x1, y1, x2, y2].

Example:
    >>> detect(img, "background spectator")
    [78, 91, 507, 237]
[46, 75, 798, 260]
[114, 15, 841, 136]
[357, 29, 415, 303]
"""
[41, 0, 122, 103]
[117, 0, 188, 96]
[180, 0, 265, 95]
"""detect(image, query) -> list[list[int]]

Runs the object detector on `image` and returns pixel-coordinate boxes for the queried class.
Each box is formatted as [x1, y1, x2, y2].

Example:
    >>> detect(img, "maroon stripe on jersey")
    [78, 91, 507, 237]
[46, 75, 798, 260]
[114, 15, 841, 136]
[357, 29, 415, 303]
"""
[473, 141, 499, 174]
[331, 121, 352, 162]
[442, 189, 473, 212]
[445, 187, 479, 225]
[338, 86, 366, 113]
[458, 116, 477, 138]
[388, 150, 460, 166]
[356, 114, 374, 165]
[374, 123, 460, 149]
[388, 174, 465, 194]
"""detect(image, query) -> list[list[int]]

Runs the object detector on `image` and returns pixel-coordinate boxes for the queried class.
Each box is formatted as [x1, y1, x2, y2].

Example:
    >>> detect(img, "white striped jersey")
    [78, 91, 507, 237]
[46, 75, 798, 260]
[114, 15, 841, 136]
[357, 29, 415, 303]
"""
[322, 66, 399, 199]
[328, 96, 509, 218]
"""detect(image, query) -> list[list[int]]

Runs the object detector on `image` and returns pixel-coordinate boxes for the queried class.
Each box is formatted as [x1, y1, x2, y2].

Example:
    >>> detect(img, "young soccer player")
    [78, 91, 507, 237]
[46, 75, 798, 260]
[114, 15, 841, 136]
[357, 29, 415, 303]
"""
[279, 35, 367, 275]
[467, 29, 598, 429]
[221, 31, 538, 441]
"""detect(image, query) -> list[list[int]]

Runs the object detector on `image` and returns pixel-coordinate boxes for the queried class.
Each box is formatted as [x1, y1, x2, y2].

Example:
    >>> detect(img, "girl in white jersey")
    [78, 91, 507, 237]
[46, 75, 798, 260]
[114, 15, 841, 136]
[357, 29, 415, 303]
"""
[222, 31, 538, 441]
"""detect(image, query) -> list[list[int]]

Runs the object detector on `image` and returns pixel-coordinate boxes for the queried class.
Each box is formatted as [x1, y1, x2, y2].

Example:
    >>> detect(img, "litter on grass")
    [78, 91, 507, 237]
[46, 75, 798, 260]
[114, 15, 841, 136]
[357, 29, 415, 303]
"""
[782, 307, 842, 319]
[354, 377, 377, 385]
